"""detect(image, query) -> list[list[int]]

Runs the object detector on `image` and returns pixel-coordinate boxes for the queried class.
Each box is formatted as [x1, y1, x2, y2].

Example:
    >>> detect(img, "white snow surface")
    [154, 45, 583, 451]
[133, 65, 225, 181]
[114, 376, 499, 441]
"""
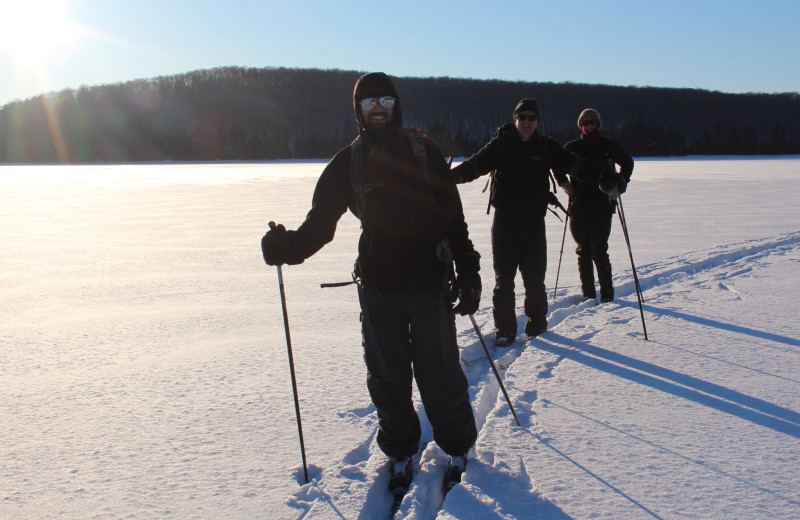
[2, 157, 799, 519]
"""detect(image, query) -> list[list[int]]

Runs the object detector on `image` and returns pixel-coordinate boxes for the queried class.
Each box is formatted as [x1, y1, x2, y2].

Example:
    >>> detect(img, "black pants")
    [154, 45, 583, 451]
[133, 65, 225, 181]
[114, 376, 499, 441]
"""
[491, 209, 548, 334]
[359, 284, 477, 459]
[569, 203, 614, 296]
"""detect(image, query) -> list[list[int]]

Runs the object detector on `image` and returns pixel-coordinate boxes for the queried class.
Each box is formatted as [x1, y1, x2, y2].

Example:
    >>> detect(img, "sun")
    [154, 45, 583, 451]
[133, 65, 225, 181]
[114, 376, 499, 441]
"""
[0, 0, 79, 65]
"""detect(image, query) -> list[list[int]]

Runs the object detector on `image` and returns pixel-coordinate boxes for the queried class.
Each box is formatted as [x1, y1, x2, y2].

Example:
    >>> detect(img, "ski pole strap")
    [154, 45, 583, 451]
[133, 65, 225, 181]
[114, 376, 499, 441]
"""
[482, 173, 492, 193]
[547, 206, 564, 222]
[547, 192, 568, 215]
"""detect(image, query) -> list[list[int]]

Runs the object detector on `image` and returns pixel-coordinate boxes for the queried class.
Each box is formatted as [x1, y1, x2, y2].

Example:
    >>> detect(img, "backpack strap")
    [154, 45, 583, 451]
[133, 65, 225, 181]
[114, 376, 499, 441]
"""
[406, 133, 435, 207]
[349, 131, 431, 245]
[350, 132, 430, 217]
[407, 132, 427, 175]
[349, 134, 367, 220]
[485, 123, 517, 214]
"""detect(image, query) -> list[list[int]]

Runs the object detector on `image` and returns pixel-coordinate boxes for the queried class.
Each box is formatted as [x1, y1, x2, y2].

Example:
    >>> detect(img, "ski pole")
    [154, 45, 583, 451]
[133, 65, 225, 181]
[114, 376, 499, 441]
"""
[468, 314, 521, 426]
[269, 222, 310, 483]
[616, 198, 644, 308]
[617, 198, 645, 305]
[552, 199, 572, 300]
[615, 199, 648, 340]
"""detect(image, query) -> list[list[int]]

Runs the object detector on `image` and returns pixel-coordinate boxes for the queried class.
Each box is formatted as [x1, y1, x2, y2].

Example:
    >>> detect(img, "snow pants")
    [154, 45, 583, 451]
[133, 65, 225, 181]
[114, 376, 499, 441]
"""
[569, 203, 614, 298]
[491, 208, 548, 335]
[358, 284, 477, 459]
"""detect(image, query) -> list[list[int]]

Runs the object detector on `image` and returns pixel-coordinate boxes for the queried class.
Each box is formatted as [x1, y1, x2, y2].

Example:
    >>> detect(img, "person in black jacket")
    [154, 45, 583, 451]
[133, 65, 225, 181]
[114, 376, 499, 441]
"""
[451, 99, 603, 346]
[261, 73, 479, 492]
[555, 108, 634, 302]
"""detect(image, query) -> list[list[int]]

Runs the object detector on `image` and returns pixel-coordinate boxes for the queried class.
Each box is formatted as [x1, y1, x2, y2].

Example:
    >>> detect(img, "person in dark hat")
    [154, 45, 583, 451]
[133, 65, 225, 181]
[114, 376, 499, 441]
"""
[451, 99, 606, 346]
[261, 72, 480, 495]
[555, 108, 634, 302]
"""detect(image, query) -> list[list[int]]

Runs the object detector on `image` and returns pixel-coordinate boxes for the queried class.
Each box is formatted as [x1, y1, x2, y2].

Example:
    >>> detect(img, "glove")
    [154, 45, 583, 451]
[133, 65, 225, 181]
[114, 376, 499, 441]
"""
[261, 222, 291, 266]
[616, 175, 628, 194]
[561, 181, 574, 198]
[453, 272, 481, 316]
[598, 167, 616, 196]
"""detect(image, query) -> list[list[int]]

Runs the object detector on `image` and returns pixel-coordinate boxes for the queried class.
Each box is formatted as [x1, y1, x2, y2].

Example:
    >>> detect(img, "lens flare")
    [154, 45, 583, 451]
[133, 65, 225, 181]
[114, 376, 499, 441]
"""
[0, 0, 80, 66]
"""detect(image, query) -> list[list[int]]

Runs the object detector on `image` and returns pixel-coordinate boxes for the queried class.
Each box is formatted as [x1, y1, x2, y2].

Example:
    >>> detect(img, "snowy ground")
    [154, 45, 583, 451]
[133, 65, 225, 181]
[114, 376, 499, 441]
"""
[1, 157, 799, 519]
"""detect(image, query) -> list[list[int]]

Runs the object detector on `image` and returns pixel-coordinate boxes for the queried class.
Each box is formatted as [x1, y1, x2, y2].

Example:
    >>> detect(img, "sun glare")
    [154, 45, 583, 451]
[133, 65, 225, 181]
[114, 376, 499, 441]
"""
[0, 0, 79, 65]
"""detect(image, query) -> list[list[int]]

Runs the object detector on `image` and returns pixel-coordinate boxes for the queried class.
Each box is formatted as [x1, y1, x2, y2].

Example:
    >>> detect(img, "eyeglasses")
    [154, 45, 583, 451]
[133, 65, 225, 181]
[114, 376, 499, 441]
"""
[581, 119, 599, 126]
[515, 114, 538, 122]
[359, 96, 396, 111]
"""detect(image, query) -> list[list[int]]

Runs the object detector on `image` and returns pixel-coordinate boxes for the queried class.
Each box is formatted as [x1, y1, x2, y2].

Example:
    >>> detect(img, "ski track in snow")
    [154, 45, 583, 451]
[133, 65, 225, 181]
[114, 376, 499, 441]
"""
[286, 231, 800, 519]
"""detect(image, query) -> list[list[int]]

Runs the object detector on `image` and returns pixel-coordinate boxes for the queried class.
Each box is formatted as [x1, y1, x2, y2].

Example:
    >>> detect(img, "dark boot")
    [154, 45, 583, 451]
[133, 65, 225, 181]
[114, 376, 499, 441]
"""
[524, 317, 547, 338]
[597, 261, 614, 302]
[578, 256, 596, 299]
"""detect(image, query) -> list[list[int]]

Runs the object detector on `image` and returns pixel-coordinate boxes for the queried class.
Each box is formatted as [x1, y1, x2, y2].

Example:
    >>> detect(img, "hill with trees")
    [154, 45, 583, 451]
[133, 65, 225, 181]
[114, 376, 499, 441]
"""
[1, 66, 798, 163]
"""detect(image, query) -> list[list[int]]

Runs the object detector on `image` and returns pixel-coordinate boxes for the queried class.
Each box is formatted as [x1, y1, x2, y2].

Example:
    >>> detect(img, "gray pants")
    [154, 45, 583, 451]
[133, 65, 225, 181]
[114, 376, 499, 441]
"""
[359, 284, 477, 459]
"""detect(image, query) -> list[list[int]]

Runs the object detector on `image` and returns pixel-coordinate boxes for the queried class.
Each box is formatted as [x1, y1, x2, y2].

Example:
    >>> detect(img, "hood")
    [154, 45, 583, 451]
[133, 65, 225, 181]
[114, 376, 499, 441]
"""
[353, 72, 403, 131]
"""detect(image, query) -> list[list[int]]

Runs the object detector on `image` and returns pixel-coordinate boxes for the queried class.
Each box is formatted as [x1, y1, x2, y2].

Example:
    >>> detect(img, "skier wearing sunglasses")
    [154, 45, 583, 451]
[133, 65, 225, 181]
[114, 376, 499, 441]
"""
[555, 108, 634, 303]
[261, 72, 480, 501]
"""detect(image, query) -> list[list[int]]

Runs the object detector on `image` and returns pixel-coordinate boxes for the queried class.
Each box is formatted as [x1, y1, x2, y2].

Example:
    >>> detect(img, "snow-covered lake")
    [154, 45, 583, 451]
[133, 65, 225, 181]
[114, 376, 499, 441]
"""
[2, 157, 799, 519]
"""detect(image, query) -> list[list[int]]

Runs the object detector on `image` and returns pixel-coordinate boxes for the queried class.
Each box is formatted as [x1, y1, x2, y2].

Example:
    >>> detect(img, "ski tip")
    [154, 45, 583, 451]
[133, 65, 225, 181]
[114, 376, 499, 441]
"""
[388, 491, 406, 519]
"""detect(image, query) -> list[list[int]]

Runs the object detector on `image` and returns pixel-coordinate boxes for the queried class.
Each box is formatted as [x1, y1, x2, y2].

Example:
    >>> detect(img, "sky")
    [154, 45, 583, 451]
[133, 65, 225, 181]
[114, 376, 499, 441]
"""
[1, 0, 799, 106]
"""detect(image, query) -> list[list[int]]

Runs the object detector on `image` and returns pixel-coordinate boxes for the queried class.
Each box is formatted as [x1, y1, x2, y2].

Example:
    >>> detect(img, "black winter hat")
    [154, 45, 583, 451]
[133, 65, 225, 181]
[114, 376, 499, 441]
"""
[353, 72, 403, 130]
[514, 98, 539, 116]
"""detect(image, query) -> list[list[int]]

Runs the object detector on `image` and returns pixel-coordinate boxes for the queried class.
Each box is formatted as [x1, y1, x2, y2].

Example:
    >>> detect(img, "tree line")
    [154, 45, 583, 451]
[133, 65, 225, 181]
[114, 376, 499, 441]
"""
[1, 66, 798, 163]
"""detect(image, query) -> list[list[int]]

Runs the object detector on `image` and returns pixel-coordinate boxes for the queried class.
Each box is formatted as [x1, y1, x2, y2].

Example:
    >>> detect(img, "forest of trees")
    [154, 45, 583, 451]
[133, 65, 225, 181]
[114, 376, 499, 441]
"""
[1, 66, 798, 163]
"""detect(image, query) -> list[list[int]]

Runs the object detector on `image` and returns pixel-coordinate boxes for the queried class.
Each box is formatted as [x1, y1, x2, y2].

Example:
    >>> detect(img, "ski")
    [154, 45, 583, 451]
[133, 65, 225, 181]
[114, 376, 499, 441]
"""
[441, 455, 467, 503]
[443, 474, 460, 495]
[461, 330, 519, 366]
[386, 457, 413, 519]
[460, 343, 496, 366]
[461, 345, 521, 367]
[388, 487, 408, 519]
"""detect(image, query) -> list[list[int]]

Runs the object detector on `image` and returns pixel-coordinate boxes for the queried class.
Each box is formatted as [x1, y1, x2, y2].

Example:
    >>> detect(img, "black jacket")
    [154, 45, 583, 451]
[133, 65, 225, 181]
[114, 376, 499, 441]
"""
[451, 129, 590, 217]
[280, 72, 479, 292]
[287, 129, 479, 293]
[559, 135, 634, 209]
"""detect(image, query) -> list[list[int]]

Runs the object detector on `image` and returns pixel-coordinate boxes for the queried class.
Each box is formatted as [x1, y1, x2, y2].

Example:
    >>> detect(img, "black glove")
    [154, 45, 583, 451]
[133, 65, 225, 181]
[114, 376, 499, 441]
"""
[261, 222, 291, 266]
[598, 167, 617, 195]
[453, 272, 481, 316]
[616, 175, 628, 194]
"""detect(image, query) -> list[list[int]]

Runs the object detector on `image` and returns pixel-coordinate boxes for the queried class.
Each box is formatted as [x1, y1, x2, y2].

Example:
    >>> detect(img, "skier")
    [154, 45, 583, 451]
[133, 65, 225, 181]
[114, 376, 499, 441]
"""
[260, 73, 480, 501]
[555, 108, 634, 302]
[451, 99, 607, 346]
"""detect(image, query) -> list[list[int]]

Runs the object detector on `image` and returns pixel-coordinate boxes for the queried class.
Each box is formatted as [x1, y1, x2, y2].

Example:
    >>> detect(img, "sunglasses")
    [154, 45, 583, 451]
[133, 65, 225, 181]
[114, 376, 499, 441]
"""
[515, 114, 538, 122]
[359, 96, 396, 110]
[581, 119, 599, 126]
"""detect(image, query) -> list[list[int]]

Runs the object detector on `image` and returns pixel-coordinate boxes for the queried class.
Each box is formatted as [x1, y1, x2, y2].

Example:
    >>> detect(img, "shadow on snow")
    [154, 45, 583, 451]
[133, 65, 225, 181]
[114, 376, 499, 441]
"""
[536, 333, 800, 439]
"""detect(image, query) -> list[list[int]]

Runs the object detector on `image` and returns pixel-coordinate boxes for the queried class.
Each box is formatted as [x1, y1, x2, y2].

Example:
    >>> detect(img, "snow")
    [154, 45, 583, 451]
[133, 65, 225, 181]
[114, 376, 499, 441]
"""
[1, 157, 799, 519]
